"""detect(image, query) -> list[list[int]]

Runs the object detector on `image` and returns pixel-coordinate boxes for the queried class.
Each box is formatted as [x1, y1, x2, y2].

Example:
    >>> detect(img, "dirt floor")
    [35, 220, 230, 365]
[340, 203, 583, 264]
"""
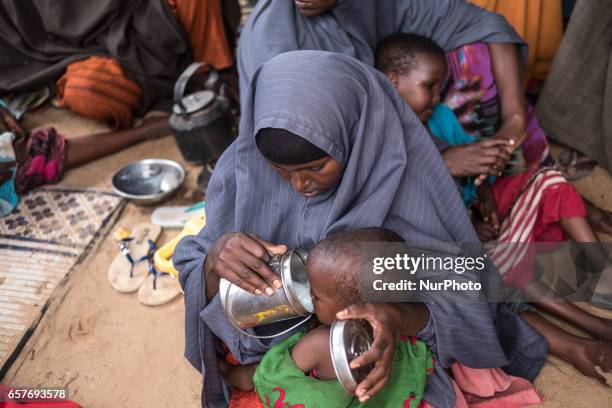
[3, 106, 612, 407]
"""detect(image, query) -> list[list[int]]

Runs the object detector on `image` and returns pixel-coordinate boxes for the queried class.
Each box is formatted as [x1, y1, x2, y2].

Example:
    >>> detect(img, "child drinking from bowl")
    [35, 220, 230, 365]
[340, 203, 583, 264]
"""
[220, 228, 433, 407]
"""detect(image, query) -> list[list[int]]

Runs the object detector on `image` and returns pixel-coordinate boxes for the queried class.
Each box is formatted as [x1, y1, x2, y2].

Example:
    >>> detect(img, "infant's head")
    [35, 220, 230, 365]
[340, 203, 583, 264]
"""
[376, 33, 448, 123]
[306, 228, 404, 324]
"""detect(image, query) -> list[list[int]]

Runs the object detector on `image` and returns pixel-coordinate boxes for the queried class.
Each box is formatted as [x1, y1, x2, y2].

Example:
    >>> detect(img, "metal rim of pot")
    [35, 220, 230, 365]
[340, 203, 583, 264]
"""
[280, 248, 312, 315]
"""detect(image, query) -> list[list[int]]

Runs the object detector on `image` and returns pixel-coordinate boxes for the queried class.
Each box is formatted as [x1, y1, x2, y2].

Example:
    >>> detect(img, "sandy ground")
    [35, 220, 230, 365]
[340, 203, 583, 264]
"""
[3, 106, 612, 407]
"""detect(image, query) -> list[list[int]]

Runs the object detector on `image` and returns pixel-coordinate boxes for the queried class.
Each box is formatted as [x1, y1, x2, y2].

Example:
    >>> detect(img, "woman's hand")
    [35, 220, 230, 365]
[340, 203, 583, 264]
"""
[205, 232, 287, 296]
[335, 303, 403, 402]
[442, 139, 512, 179]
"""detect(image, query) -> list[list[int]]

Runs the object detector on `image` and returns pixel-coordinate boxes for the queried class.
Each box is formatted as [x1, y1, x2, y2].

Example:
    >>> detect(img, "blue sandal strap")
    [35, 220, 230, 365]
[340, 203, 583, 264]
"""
[144, 240, 170, 291]
[118, 237, 153, 278]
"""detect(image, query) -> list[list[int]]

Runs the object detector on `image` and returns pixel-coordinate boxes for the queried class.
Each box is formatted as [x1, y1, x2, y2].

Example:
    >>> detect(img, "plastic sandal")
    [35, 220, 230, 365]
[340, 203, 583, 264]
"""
[151, 201, 205, 229]
[137, 260, 182, 306]
[108, 223, 162, 293]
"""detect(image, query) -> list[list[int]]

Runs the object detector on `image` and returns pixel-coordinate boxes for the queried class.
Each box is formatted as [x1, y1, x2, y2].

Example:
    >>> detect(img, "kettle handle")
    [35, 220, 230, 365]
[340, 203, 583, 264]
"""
[173, 62, 219, 114]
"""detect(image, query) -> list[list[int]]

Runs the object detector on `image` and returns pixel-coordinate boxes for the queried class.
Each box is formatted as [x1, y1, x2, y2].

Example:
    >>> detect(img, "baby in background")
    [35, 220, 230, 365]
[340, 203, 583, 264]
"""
[220, 228, 433, 408]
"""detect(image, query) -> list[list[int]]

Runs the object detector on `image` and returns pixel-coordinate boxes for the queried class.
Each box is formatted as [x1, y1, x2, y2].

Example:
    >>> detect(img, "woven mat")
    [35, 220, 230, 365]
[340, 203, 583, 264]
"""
[0, 187, 124, 374]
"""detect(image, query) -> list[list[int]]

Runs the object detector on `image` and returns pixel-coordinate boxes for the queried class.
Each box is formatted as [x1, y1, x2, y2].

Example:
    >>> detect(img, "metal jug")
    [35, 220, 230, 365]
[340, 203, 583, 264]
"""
[169, 62, 235, 164]
[219, 248, 313, 339]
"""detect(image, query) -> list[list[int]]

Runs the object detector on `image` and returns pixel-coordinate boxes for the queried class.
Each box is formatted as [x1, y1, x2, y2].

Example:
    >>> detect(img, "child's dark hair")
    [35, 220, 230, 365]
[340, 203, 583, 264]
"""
[308, 228, 404, 305]
[375, 32, 446, 77]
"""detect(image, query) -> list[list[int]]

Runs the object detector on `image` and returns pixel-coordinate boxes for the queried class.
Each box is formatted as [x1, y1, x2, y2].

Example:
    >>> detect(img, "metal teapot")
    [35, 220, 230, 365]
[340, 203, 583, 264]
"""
[169, 62, 236, 164]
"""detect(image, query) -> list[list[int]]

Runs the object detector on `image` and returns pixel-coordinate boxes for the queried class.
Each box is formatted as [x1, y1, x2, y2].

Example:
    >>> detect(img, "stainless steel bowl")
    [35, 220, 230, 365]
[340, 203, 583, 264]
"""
[330, 319, 374, 394]
[111, 159, 185, 205]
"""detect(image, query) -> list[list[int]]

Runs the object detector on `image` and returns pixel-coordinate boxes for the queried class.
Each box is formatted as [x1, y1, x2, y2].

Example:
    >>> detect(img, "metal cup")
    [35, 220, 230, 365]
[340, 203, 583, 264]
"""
[219, 248, 313, 338]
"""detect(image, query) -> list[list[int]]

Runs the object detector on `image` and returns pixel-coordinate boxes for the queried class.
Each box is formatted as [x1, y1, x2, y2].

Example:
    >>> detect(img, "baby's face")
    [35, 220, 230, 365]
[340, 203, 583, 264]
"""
[305, 256, 350, 325]
[394, 53, 448, 123]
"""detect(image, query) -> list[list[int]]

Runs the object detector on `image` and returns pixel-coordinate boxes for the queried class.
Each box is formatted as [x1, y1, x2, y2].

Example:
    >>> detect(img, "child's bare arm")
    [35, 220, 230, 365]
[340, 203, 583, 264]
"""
[291, 326, 336, 380]
[218, 360, 258, 391]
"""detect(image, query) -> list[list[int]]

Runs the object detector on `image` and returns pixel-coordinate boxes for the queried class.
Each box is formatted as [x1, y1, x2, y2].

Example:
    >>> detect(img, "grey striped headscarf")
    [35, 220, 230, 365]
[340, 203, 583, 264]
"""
[237, 0, 526, 103]
[174, 51, 547, 408]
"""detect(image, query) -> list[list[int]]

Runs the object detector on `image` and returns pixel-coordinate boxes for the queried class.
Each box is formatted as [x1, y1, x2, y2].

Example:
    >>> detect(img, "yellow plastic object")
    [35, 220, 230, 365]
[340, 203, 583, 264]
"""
[154, 212, 207, 277]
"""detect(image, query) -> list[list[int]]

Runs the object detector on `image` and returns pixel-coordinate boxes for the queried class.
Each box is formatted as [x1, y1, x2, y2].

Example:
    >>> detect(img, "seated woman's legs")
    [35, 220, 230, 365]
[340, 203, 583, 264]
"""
[523, 281, 612, 342]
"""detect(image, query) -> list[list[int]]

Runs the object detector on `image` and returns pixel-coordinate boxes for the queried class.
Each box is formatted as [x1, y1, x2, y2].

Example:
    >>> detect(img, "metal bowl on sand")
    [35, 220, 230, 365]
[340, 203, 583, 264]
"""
[111, 159, 185, 205]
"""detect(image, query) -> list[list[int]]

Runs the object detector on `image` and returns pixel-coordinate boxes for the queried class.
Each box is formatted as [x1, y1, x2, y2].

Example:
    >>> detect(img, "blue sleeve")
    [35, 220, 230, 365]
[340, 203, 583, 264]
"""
[428, 104, 475, 146]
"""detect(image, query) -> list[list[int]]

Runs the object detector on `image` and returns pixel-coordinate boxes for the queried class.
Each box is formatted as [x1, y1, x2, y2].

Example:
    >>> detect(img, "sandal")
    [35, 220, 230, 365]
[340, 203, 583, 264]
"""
[151, 201, 205, 229]
[137, 260, 182, 306]
[108, 223, 162, 293]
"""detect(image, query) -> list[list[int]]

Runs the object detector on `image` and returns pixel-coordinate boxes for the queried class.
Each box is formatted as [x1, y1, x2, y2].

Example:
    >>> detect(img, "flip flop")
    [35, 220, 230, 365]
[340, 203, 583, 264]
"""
[108, 223, 162, 293]
[151, 201, 205, 229]
[137, 263, 182, 306]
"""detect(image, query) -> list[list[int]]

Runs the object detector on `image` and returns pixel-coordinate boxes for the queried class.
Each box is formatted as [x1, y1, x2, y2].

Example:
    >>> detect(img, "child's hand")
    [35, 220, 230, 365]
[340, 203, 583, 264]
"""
[442, 139, 511, 178]
[477, 184, 500, 231]
[473, 218, 499, 242]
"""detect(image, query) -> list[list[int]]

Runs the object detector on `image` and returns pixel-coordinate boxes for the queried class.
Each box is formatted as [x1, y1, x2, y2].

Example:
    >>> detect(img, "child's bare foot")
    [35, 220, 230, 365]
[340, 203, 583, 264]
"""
[567, 340, 612, 385]
[589, 318, 612, 342]
[585, 200, 612, 237]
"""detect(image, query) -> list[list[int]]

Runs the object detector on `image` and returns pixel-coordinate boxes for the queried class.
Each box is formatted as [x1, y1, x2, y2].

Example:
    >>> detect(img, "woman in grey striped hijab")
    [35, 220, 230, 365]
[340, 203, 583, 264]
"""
[173, 51, 547, 408]
[237, 0, 526, 103]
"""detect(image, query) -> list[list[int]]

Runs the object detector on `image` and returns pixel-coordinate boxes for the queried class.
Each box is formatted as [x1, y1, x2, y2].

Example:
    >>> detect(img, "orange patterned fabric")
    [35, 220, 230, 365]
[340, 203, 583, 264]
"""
[56, 56, 142, 129]
[169, 0, 234, 69]
[229, 389, 264, 408]
[469, 0, 563, 83]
